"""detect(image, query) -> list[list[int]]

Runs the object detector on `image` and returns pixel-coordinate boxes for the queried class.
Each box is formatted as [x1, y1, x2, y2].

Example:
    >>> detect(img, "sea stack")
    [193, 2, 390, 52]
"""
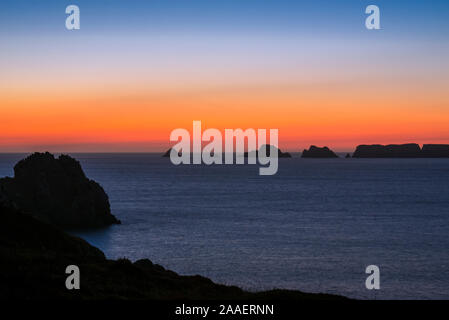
[352, 144, 422, 158]
[244, 145, 292, 158]
[0, 152, 120, 228]
[301, 146, 338, 158]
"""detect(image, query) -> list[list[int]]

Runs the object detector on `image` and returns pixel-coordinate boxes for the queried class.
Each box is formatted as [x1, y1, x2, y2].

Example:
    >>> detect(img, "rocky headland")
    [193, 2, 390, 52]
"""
[0, 152, 120, 229]
[352, 144, 449, 158]
[421, 144, 449, 157]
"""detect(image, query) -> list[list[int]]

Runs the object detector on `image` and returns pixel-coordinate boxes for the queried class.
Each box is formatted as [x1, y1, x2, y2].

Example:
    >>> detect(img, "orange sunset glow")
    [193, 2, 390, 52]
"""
[2, 70, 449, 152]
[1, 3, 448, 153]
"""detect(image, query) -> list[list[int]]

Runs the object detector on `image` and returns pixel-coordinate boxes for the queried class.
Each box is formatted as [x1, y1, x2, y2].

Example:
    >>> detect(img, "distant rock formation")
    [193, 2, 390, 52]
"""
[162, 148, 171, 157]
[244, 145, 292, 158]
[345, 153, 351, 158]
[301, 146, 338, 158]
[421, 144, 449, 157]
[162, 148, 181, 157]
[0, 152, 120, 228]
[352, 144, 422, 158]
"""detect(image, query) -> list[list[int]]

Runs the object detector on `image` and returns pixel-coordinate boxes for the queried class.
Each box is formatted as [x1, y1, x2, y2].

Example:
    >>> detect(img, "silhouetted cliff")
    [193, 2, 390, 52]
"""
[301, 146, 338, 158]
[352, 144, 422, 158]
[0, 152, 120, 228]
[421, 144, 449, 157]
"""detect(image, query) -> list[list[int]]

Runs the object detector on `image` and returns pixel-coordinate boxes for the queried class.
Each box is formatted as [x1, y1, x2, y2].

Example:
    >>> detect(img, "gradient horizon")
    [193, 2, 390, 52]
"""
[1, 0, 449, 152]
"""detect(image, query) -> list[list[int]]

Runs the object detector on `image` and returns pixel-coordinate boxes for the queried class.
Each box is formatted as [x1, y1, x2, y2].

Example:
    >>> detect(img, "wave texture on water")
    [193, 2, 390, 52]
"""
[1, 153, 448, 299]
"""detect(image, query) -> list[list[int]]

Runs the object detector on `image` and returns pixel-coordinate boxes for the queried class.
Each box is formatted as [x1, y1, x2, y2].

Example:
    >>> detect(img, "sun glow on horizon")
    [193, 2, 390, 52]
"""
[1, 1, 449, 152]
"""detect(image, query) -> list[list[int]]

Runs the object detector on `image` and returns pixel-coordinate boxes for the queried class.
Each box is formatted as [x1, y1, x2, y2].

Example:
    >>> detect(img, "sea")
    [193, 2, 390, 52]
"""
[1, 153, 448, 299]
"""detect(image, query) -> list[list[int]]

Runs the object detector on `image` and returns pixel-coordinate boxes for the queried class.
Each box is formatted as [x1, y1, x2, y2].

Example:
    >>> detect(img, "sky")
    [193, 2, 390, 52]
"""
[1, 0, 449, 152]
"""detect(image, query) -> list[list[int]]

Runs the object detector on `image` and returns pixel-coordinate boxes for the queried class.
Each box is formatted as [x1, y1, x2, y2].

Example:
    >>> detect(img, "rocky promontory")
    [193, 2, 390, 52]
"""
[301, 146, 338, 158]
[0, 152, 120, 229]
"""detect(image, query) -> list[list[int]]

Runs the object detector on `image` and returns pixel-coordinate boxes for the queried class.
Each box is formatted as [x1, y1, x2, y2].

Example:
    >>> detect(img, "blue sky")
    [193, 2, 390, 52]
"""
[0, 0, 448, 39]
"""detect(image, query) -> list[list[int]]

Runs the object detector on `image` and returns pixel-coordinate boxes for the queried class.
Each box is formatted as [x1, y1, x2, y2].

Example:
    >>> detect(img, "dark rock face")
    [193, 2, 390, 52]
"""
[421, 144, 449, 157]
[352, 144, 422, 158]
[244, 145, 292, 158]
[301, 146, 338, 158]
[0, 152, 120, 228]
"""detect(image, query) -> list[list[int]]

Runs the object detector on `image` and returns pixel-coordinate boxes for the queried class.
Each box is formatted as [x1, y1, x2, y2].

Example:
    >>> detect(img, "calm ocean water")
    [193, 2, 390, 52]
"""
[1, 153, 449, 299]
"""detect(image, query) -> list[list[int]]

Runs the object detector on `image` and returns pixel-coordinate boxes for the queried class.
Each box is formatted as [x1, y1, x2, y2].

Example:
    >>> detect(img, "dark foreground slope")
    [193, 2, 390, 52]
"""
[0, 204, 345, 300]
